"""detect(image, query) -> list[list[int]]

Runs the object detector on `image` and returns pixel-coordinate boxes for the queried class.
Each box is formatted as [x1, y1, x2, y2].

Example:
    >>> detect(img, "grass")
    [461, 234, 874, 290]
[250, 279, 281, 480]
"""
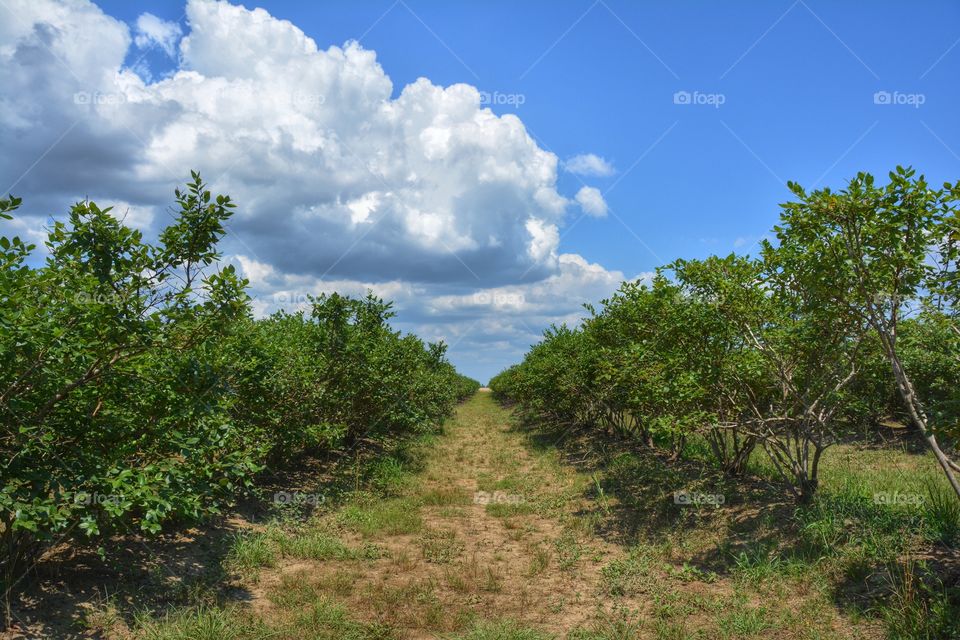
[486, 502, 537, 517]
[453, 620, 553, 640]
[923, 481, 960, 545]
[553, 530, 584, 572]
[338, 497, 424, 537]
[136, 606, 269, 640]
[274, 527, 354, 560]
[882, 559, 960, 639]
[526, 544, 551, 576]
[601, 545, 656, 596]
[290, 598, 398, 639]
[421, 486, 473, 506]
[523, 403, 960, 638]
[418, 527, 464, 563]
[568, 616, 644, 639]
[268, 572, 329, 608]
[72, 392, 960, 639]
[715, 599, 773, 639]
[225, 531, 276, 575]
[224, 524, 376, 580]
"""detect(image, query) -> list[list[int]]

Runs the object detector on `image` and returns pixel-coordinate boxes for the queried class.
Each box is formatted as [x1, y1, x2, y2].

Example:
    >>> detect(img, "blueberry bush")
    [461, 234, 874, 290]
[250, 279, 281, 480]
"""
[0, 174, 478, 624]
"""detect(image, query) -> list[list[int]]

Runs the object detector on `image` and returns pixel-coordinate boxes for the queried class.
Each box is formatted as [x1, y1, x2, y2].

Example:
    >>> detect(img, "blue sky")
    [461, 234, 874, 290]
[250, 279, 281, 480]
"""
[2, 0, 959, 381]
[99, 0, 960, 264]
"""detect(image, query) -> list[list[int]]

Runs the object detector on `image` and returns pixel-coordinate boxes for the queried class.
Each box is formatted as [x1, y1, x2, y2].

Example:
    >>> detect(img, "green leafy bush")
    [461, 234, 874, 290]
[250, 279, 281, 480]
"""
[0, 174, 477, 623]
[492, 167, 960, 504]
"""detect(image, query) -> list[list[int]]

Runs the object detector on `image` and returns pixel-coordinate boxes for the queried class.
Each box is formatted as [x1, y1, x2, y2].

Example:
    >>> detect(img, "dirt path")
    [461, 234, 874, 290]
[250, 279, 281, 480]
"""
[247, 390, 620, 636]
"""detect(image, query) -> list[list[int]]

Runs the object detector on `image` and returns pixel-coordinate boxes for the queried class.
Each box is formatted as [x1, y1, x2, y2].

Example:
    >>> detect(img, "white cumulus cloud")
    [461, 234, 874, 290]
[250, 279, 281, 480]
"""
[575, 186, 608, 217]
[563, 153, 616, 177]
[134, 13, 183, 57]
[0, 0, 636, 380]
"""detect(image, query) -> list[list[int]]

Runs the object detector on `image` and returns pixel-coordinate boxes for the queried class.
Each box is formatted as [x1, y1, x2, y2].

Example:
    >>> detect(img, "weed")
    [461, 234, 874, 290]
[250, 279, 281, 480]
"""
[527, 544, 551, 576]
[418, 528, 464, 564]
[602, 546, 655, 596]
[882, 558, 960, 639]
[923, 481, 960, 545]
[554, 530, 583, 571]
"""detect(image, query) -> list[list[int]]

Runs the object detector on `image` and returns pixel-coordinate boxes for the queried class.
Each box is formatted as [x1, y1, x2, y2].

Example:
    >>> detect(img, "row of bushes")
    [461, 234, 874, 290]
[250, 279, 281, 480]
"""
[0, 173, 478, 620]
[491, 167, 960, 504]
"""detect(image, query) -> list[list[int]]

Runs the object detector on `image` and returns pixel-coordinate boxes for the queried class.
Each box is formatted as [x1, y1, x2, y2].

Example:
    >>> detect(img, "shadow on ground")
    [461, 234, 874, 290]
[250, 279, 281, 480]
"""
[504, 406, 960, 630]
[4, 435, 421, 639]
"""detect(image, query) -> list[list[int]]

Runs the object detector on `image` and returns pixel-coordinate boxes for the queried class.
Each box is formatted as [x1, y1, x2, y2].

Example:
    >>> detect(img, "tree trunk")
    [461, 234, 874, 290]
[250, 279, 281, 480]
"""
[886, 347, 960, 500]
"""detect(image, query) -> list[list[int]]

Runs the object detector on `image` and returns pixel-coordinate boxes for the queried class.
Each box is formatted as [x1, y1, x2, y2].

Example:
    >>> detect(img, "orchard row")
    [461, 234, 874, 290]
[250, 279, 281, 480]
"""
[492, 167, 960, 504]
[0, 174, 478, 619]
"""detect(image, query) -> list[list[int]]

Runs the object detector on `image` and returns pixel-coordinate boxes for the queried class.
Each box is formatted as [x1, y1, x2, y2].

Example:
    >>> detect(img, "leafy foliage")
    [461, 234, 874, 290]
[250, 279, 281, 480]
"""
[492, 167, 960, 503]
[0, 176, 478, 622]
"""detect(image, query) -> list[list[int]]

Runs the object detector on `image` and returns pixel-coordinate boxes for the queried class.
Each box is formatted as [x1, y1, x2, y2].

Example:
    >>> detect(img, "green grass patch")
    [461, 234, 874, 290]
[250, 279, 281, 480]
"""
[485, 502, 536, 517]
[453, 619, 552, 640]
[224, 531, 276, 575]
[291, 597, 397, 639]
[136, 606, 269, 640]
[274, 528, 354, 560]
[713, 597, 773, 639]
[421, 486, 472, 506]
[339, 497, 424, 537]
